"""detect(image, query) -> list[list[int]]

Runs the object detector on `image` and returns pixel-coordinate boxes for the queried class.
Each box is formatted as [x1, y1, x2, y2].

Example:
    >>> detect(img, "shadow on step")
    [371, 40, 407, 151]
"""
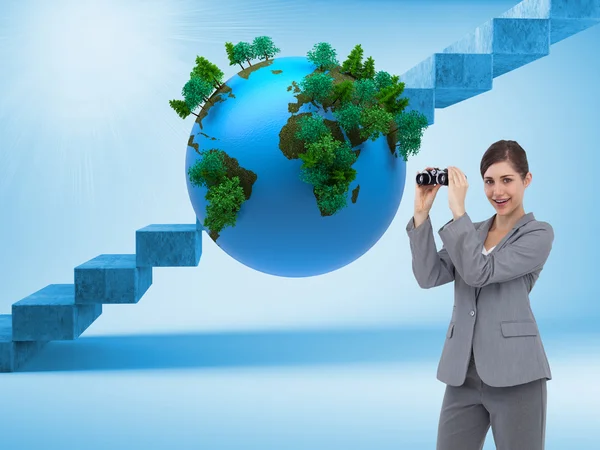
[19, 327, 443, 372]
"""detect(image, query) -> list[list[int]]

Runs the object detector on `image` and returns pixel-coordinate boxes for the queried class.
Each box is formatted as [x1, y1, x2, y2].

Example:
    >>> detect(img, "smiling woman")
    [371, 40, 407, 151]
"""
[480, 140, 532, 231]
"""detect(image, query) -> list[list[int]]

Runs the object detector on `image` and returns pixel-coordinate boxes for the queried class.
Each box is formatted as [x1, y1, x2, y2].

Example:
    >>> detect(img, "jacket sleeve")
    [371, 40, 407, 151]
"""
[438, 212, 554, 288]
[406, 215, 455, 289]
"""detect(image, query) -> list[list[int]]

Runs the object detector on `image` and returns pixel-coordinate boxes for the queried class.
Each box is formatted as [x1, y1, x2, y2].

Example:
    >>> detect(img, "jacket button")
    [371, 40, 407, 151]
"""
[470, 310, 475, 316]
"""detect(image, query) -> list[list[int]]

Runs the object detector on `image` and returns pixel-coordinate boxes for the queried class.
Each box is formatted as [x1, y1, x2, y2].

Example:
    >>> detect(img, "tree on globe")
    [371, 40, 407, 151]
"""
[169, 37, 429, 277]
[306, 42, 339, 70]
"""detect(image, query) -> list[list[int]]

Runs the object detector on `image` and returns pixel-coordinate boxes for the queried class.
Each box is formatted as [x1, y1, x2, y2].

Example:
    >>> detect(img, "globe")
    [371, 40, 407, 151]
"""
[185, 56, 407, 277]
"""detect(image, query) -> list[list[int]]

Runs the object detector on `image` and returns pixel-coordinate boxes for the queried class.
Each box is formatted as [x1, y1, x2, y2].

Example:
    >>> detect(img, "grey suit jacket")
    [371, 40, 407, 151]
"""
[406, 212, 554, 387]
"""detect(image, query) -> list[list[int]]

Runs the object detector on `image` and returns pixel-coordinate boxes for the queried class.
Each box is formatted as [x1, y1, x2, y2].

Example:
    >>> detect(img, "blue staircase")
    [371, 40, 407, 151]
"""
[400, 0, 600, 125]
[0, 221, 202, 372]
[1, 0, 598, 372]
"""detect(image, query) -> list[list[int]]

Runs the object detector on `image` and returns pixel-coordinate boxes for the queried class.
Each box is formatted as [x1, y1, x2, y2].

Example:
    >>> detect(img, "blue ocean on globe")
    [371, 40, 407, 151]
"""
[185, 56, 407, 277]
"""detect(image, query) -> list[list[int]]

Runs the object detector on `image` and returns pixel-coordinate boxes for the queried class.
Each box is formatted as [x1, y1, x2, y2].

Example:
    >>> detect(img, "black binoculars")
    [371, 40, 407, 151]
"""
[416, 168, 466, 186]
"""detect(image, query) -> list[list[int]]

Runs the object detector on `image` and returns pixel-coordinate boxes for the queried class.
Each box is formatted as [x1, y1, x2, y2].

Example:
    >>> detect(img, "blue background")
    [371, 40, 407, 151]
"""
[0, 0, 598, 448]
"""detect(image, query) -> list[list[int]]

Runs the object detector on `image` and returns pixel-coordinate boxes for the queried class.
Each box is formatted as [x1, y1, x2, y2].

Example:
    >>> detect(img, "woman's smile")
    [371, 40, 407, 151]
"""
[494, 198, 510, 208]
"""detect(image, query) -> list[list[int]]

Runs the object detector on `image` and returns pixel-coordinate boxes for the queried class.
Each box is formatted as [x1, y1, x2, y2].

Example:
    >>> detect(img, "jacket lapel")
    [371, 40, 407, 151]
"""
[474, 212, 536, 302]
[478, 212, 536, 253]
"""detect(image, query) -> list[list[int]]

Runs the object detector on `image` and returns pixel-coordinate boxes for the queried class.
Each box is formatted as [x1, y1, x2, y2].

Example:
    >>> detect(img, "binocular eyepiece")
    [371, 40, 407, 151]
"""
[416, 168, 466, 186]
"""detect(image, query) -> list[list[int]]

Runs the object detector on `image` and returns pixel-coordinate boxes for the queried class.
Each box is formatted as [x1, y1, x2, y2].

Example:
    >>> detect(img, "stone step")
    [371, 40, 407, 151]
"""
[401, 88, 434, 126]
[136, 223, 202, 267]
[441, 18, 550, 78]
[0, 315, 47, 372]
[400, 53, 493, 110]
[11, 284, 102, 342]
[75, 254, 152, 304]
[400, 0, 600, 115]
[499, 0, 600, 44]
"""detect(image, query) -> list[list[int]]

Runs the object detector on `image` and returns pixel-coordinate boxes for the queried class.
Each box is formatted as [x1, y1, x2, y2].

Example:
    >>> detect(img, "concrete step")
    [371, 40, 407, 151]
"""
[441, 18, 550, 78]
[499, 0, 600, 44]
[136, 223, 202, 267]
[400, 53, 493, 110]
[401, 88, 434, 126]
[0, 315, 47, 372]
[399, 0, 600, 115]
[75, 254, 152, 304]
[12, 284, 102, 341]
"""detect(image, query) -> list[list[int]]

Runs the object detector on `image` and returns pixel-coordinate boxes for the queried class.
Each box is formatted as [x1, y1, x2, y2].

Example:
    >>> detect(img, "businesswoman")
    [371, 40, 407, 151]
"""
[405, 140, 554, 450]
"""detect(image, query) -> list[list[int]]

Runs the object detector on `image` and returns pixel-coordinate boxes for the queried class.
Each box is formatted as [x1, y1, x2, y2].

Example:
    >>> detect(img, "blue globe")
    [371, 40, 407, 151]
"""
[185, 56, 407, 277]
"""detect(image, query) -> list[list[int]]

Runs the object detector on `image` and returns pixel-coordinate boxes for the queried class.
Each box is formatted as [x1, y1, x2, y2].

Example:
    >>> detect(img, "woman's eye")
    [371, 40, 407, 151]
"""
[485, 179, 512, 184]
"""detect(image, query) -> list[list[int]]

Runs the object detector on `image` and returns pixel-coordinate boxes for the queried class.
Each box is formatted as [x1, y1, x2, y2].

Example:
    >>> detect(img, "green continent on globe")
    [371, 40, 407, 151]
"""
[185, 77, 258, 240]
[187, 146, 257, 240]
[171, 37, 429, 238]
[178, 59, 285, 239]
[277, 58, 418, 217]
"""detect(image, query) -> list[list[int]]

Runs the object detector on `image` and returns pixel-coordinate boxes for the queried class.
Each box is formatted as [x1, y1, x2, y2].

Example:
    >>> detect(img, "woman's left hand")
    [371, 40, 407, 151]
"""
[448, 166, 468, 219]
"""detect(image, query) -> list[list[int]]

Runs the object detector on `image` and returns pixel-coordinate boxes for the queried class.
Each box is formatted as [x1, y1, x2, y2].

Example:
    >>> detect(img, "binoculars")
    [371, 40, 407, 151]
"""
[416, 168, 466, 186]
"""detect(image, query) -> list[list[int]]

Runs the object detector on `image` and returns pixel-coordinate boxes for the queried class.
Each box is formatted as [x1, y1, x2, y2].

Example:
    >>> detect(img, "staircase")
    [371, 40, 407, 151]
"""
[1, 0, 598, 372]
[400, 0, 600, 125]
[0, 221, 202, 372]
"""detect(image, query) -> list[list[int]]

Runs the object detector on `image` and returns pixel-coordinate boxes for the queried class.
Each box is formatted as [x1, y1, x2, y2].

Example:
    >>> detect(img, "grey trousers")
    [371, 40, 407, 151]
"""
[436, 350, 547, 450]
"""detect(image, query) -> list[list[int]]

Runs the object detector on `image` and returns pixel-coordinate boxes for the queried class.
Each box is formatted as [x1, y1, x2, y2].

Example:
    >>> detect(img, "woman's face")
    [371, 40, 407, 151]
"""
[483, 161, 531, 215]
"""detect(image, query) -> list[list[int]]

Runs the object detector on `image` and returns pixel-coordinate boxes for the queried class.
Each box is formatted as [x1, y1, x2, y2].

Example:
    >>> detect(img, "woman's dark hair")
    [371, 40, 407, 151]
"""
[480, 139, 529, 181]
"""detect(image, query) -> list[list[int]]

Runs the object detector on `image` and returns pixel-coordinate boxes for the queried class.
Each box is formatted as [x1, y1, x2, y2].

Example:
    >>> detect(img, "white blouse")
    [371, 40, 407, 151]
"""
[482, 245, 496, 255]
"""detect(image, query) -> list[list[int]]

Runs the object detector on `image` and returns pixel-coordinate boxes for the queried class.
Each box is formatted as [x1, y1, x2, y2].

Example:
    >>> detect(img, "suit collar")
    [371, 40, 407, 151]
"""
[473, 212, 535, 301]
[478, 212, 535, 251]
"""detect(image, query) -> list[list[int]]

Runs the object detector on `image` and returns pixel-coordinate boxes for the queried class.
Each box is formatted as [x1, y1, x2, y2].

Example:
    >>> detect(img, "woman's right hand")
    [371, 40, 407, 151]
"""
[414, 167, 443, 215]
